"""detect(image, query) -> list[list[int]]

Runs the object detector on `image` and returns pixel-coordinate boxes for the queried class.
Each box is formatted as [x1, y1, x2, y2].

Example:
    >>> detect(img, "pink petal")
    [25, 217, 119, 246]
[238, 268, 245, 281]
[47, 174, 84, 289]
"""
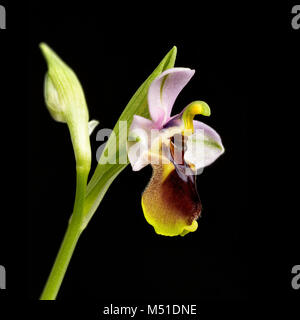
[128, 115, 154, 171]
[148, 68, 195, 128]
[183, 120, 225, 170]
[130, 114, 154, 132]
[193, 120, 223, 146]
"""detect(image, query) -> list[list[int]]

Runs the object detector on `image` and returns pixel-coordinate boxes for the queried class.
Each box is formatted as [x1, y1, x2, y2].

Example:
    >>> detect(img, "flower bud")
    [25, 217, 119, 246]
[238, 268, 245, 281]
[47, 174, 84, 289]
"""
[40, 42, 91, 169]
[44, 73, 66, 122]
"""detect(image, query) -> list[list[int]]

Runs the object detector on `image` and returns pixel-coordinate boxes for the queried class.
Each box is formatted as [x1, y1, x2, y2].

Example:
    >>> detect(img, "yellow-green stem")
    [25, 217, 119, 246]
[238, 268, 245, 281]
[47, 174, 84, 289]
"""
[40, 167, 88, 300]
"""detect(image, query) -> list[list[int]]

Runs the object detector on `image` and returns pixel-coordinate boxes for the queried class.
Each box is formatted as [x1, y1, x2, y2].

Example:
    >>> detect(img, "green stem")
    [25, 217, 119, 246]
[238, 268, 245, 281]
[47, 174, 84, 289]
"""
[40, 167, 88, 300]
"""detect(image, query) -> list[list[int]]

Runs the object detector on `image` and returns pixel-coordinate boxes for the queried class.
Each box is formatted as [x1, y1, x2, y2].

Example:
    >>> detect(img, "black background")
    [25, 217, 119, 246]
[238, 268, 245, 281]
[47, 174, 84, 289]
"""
[0, 0, 299, 316]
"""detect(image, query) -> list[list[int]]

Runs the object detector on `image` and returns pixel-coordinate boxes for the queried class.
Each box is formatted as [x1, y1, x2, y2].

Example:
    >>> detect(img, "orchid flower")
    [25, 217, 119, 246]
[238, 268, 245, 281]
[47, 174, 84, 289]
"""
[128, 68, 224, 237]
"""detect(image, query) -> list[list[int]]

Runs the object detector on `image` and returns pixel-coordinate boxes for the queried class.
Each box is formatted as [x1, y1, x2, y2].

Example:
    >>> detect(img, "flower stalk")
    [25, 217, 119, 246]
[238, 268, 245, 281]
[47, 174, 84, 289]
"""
[40, 166, 89, 300]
